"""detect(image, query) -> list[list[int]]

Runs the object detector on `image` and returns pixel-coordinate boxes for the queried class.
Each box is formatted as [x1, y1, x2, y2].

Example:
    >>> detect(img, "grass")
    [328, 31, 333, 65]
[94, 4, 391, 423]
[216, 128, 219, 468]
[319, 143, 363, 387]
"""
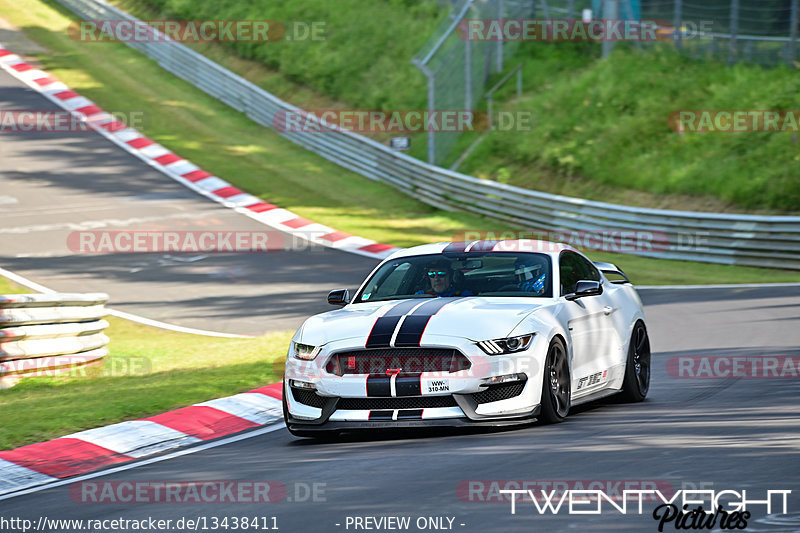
[0, 0, 797, 287]
[98, 0, 800, 213]
[0, 277, 30, 295]
[0, 309, 292, 450]
[460, 43, 800, 213]
[0, 272, 291, 451]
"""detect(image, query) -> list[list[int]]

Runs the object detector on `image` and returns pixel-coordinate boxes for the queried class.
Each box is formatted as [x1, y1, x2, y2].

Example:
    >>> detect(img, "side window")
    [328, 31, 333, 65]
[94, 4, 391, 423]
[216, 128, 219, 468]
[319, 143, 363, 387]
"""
[362, 262, 411, 301]
[559, 252, 600, 296]
[575, 254, 601, 282]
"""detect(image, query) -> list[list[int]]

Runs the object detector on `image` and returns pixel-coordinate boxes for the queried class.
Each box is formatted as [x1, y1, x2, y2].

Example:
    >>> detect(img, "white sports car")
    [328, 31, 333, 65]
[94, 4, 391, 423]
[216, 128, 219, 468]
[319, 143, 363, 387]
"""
[282, 240, 650, 437]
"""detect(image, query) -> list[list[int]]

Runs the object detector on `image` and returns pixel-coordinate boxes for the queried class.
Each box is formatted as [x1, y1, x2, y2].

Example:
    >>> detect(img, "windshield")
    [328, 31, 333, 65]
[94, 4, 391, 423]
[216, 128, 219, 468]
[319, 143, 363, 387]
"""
[353, 252, 552, 303]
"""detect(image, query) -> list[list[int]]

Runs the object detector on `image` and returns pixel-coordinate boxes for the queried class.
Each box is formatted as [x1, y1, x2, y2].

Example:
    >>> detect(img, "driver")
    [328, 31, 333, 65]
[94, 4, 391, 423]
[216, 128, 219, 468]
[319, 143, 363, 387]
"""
[514, 259, 546, 295]
[416, 259, 472, 297]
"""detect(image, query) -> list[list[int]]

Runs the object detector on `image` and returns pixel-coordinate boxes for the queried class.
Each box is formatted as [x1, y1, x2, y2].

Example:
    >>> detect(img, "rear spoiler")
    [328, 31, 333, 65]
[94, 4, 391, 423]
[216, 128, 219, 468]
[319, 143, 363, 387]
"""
[593, 261, 631, 284]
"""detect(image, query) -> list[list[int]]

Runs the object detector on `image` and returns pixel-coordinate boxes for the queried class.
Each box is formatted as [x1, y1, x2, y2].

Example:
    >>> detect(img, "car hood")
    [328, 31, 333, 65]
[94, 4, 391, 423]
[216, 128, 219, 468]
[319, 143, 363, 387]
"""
[297, 297, 554, 346]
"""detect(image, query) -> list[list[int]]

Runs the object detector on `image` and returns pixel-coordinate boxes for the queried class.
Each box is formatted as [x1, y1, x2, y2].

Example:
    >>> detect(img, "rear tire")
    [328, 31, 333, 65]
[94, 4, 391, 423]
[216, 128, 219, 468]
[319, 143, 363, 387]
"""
[539, 337, 570, 424]
[618, 320, 651, 402]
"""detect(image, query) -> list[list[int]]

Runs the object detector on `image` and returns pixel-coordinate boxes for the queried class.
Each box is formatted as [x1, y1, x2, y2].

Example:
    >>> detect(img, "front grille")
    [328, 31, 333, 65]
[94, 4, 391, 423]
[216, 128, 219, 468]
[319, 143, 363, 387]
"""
[325, 348, 471, 376]
[472, 381, 526, 404]
[291, 387, 328, 408]
[338, 396, 458, 410]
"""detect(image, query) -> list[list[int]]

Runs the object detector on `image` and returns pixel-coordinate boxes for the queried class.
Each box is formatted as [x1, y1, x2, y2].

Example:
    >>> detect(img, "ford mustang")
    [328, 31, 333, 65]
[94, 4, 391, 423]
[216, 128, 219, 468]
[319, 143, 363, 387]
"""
[282, 240, 650, 437]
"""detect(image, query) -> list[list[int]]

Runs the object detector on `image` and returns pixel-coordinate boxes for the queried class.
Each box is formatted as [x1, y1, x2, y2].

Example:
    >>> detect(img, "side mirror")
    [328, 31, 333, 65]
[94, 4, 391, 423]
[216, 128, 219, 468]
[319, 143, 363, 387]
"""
[565, 280, 603, 301]
[327, 289, 350, 306]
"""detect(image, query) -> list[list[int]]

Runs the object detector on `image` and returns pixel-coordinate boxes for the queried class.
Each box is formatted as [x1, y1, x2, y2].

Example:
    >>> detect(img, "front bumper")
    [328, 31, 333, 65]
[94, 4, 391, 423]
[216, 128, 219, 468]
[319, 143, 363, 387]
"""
[285, 406, 541, 434]
[284, 334, 547, 431]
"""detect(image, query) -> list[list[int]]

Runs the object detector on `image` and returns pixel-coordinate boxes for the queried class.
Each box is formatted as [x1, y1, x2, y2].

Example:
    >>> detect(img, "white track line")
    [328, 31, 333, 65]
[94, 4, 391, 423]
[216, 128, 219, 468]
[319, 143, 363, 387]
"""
[0, 424, 286, 501]
[0, 267, 254, 338]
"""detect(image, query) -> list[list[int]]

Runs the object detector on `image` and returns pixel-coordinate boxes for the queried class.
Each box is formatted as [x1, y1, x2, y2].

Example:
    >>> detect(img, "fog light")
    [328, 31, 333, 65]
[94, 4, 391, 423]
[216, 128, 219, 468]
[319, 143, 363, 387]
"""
[481, 373, 527, 386]
[290, 379, 316, 390]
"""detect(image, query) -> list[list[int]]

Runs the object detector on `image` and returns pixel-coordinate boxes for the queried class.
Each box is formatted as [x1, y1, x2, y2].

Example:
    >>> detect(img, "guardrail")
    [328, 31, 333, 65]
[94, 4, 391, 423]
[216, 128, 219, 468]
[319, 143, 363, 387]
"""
[0, 293, 110, 388]
[57, 0, 800, 270]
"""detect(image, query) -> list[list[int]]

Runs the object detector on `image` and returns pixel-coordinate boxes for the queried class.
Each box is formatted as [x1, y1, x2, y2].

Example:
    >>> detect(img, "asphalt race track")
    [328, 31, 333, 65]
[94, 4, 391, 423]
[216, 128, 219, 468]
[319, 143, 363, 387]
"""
[2, 46, 800, 533]
[1, 285, 799, 532]
[0, 67, 376, 335]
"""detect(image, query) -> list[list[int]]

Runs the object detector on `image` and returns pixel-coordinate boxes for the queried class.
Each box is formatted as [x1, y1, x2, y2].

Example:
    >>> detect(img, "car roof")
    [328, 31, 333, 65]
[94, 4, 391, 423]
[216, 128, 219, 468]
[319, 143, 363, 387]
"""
[385, 240, 579, 260]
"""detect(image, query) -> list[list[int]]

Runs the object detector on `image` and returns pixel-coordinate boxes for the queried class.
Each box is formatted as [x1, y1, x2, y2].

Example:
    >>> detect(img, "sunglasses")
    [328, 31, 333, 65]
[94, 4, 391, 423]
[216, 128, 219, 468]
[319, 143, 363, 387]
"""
[427, 271, 448, 278]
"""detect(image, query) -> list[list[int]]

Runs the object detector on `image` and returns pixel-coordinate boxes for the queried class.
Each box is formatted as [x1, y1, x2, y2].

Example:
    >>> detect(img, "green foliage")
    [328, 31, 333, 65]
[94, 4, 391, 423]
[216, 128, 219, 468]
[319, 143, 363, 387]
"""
[122, 0, 446, 110]
[461, 44, 800, 211]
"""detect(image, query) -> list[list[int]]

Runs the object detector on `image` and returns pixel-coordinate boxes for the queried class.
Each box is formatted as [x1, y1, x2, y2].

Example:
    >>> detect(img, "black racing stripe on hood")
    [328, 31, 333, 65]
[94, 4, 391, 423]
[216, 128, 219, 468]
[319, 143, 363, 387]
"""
[468, 240, 499, 252]
[442, 240, 499, 255]
[394, 297, 460, 347]
[365, 299, 423, 348]
[442, 242, 469, 254]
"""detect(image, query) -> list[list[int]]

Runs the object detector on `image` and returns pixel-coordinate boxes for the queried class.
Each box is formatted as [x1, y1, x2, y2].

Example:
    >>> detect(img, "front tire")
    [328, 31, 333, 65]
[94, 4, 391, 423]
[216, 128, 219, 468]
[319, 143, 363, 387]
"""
[618, 320, 651, 402]
[539, 337, 570, 423]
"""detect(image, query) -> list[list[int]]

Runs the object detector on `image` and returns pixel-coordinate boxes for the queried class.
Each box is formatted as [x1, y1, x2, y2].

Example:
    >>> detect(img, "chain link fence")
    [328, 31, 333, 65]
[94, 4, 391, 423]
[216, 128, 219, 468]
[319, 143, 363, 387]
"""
[415, 0, 798, 165]
[412, 0, 537, 165]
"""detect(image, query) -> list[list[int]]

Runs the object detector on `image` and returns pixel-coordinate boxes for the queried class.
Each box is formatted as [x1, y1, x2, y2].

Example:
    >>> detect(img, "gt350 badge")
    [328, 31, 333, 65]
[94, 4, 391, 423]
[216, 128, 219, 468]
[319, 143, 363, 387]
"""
[576, 370, 608, 390]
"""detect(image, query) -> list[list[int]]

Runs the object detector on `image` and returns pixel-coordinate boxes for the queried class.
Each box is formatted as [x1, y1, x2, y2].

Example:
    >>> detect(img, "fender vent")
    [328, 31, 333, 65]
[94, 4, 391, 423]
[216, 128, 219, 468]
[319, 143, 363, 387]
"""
[291, 387, 328, 408]
[472, 381, 526, 404]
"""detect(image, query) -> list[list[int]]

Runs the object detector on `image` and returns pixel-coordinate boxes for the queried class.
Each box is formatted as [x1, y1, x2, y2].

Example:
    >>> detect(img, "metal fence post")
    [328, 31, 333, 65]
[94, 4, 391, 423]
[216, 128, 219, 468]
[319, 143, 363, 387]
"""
[496, 0, 504, 72]
[673, 0, 683, 51]
[568, 0, 575, 20]
[728, 0, 739, 65]
[790, 0, 799, 66]
[425, 68, 436, 164]
[602, 0, 618, 58]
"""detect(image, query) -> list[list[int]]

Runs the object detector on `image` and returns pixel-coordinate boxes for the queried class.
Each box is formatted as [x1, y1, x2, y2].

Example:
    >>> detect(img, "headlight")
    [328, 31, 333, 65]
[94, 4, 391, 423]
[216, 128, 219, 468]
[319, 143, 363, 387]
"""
[477, 334, 534, 355]
[293, 342, 321, 360]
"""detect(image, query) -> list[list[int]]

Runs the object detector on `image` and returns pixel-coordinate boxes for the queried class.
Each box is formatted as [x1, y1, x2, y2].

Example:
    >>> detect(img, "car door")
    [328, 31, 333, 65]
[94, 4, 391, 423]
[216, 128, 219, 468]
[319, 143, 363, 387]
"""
[558, 251, 617, 397]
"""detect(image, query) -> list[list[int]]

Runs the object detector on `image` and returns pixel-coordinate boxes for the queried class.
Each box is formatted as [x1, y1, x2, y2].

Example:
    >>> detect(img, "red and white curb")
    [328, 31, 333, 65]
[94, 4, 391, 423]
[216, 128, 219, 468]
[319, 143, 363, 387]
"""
[0, 383, 283, 496]
[0, 44, 400, 260]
